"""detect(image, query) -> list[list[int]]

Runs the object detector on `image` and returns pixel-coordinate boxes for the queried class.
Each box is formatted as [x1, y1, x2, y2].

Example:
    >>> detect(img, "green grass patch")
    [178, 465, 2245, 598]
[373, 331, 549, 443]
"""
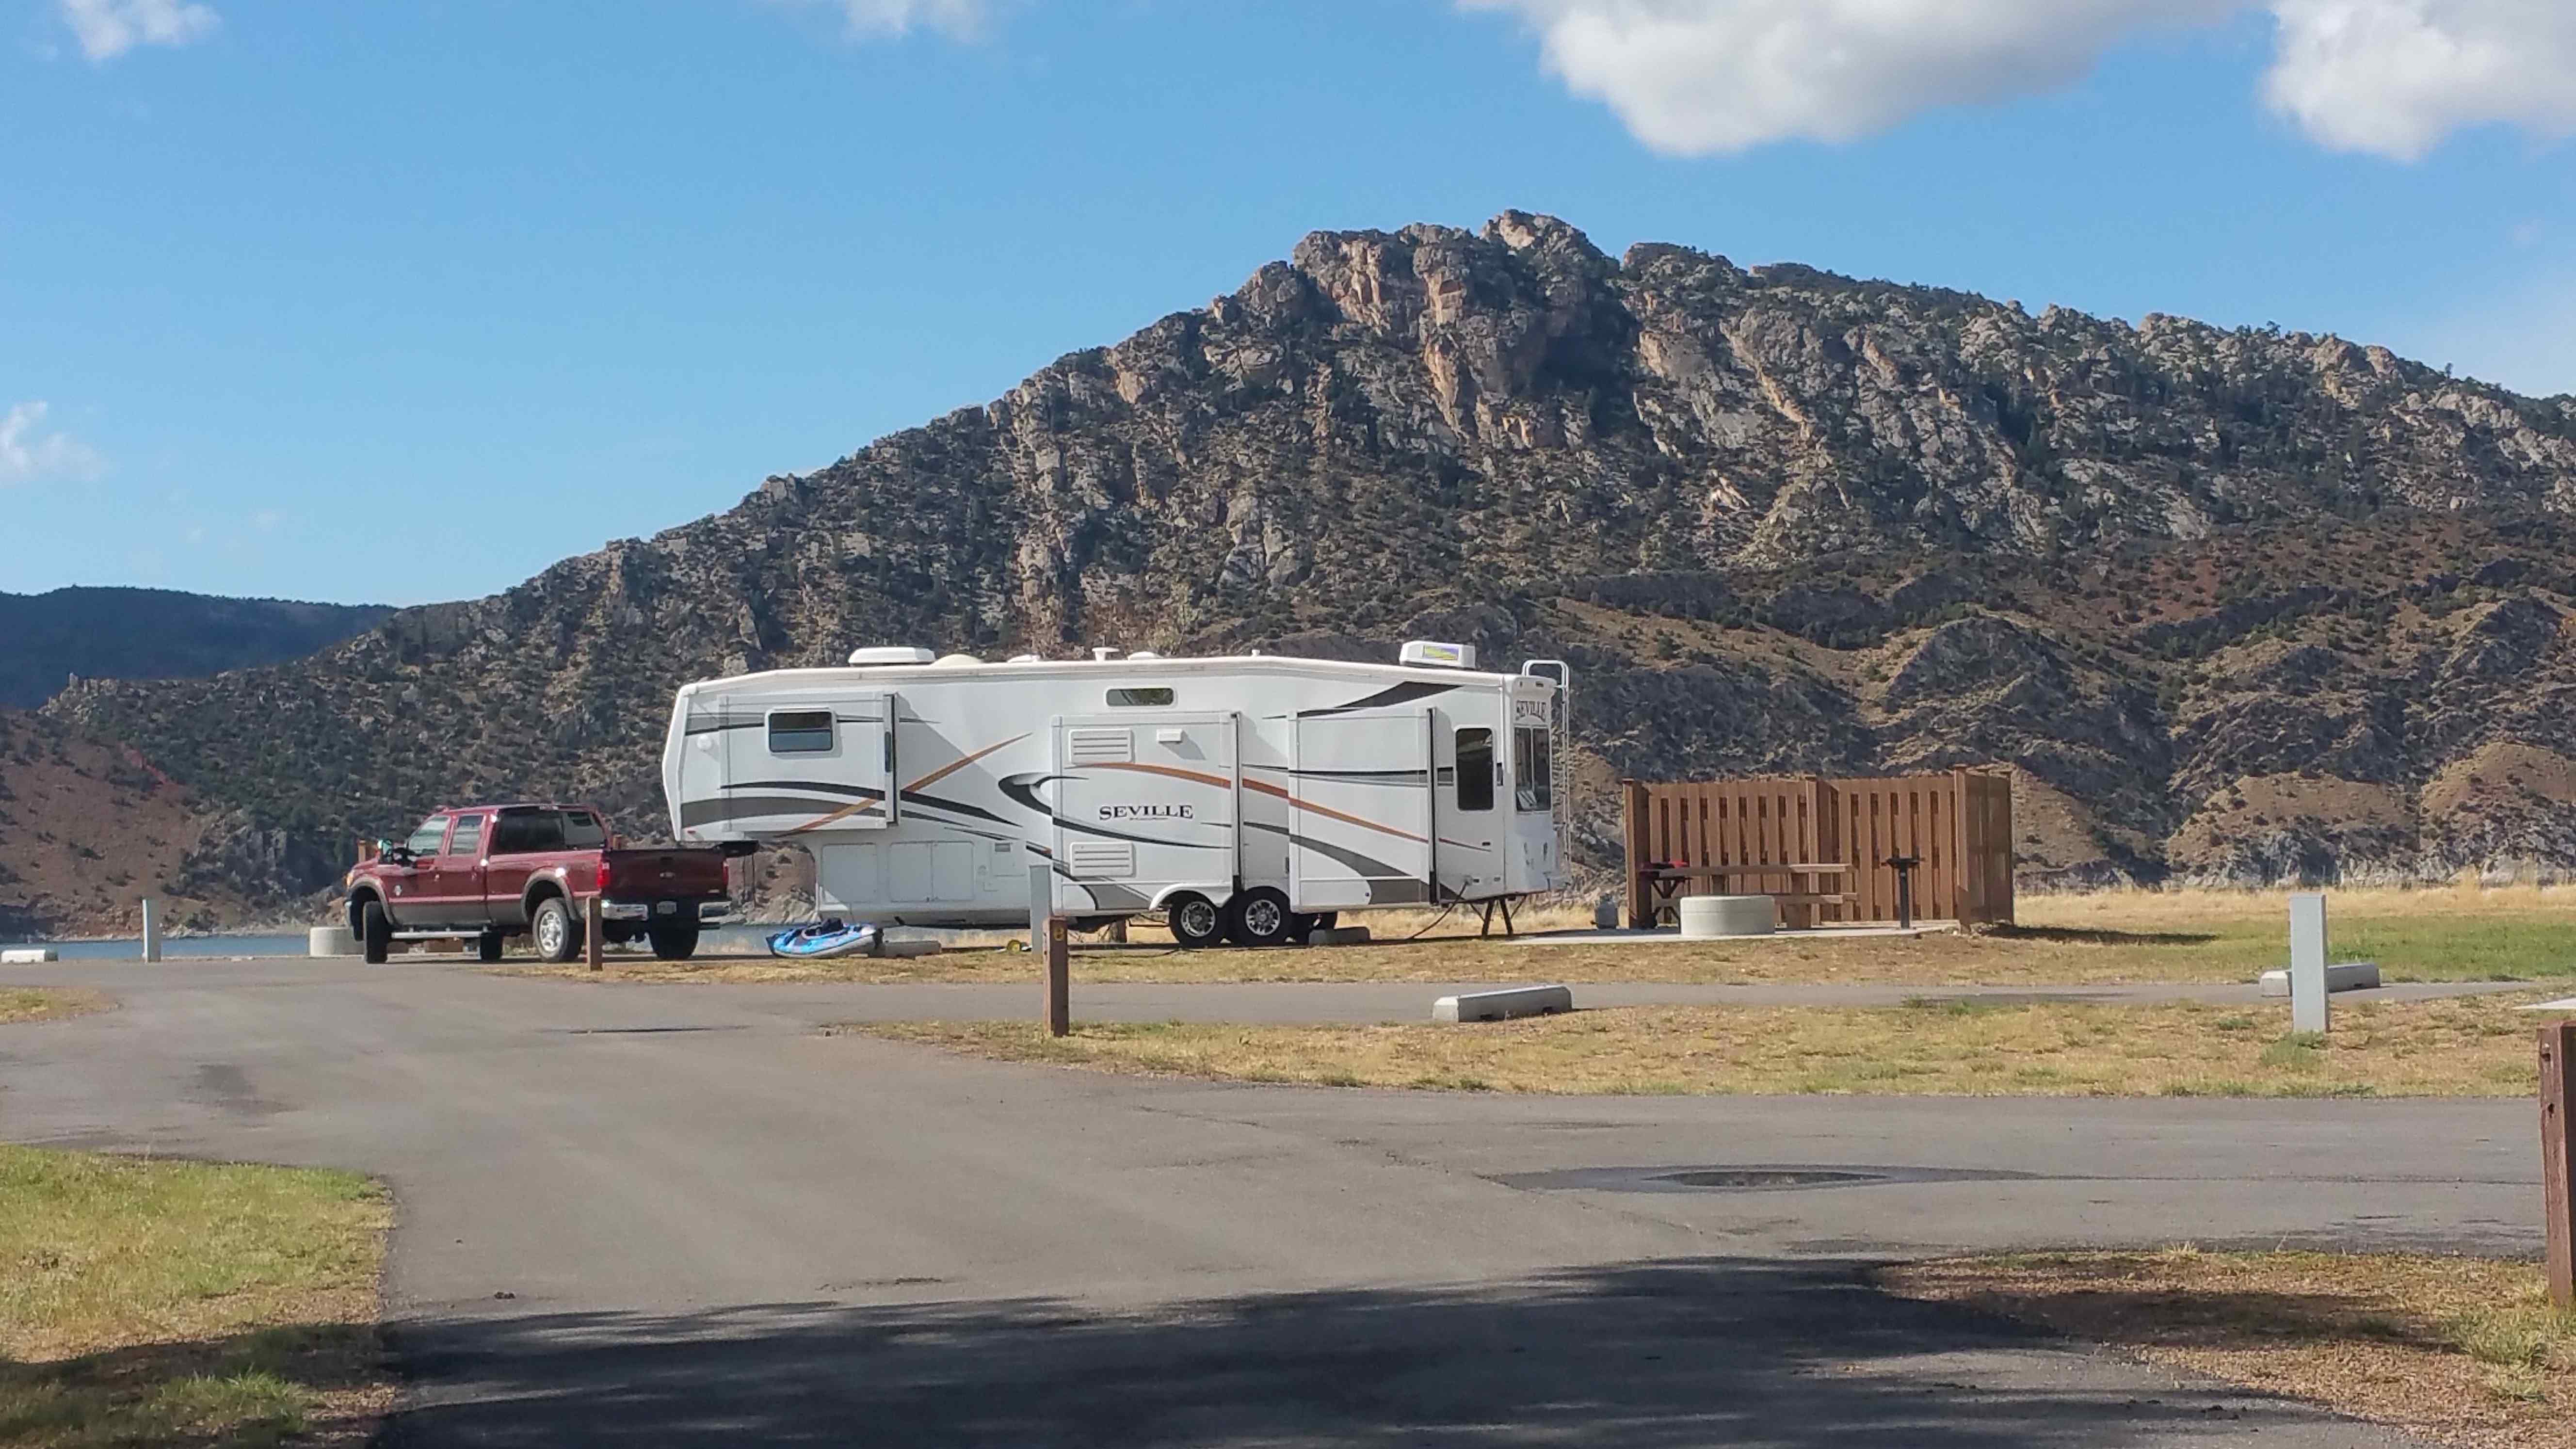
[0, 1145, 392, 1447]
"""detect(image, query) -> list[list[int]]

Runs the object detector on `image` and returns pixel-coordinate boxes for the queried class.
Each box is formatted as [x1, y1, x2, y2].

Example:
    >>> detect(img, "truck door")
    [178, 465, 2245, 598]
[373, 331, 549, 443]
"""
[427, 810, 489, 928]
[715, 690, 897, 838]
[1050, 712, 1239, 914]
[1288, 708, 1433, 909]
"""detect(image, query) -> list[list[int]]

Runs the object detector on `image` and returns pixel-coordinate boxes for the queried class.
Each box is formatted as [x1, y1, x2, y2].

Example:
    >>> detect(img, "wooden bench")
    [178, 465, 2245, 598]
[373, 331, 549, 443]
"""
[1636, 862, 1857, 928]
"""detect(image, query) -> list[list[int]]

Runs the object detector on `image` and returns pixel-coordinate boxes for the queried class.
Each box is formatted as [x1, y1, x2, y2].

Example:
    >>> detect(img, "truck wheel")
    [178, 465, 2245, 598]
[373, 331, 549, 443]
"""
[477, 930, 505, 963]
[360, 900, 392, 965]
[647, 921, 700, 961]
[1225, 888, 1295, 948]
[531, 897, 581, 964]
[1165, 893, 1224, 950]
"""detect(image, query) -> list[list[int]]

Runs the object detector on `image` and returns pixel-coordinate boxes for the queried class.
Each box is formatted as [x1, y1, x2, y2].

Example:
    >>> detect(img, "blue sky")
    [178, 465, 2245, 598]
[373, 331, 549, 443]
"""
[5, 0, 2572, 606]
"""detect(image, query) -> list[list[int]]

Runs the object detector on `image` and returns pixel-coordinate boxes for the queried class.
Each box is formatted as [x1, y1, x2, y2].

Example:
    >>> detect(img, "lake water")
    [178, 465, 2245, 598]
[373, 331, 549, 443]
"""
[0, 935, 312, 961]
[1, 924, 977, 962]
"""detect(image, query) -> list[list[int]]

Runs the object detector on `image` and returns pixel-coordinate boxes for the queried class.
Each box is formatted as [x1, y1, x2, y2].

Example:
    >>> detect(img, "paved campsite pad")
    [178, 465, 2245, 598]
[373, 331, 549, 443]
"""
[0, 953, 2545, 1445]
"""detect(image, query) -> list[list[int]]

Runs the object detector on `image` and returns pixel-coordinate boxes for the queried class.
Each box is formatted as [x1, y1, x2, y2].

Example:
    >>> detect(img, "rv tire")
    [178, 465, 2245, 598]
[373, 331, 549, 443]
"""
[1166, 893, 1224, 950]
[1225, 888, 1295, 949]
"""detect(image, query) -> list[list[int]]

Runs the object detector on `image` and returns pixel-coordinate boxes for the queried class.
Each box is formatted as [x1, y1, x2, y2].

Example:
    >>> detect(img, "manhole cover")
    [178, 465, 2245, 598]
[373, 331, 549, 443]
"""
[1654, 1168, 1885, 1190]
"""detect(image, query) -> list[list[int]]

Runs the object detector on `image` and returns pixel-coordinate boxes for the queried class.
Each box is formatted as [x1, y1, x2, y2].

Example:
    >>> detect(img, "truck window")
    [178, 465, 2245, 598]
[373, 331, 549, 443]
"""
[768, 710, 836, 754]
[490, 813, 530, 853]
[562, 811, 607, 849]
[1454, 728, 1494, 812]
[405, 817, 451, 855]
[449, 815, 484, 858]
[1107, 688, 1175, 707]
[1514, 725, 1551, 811]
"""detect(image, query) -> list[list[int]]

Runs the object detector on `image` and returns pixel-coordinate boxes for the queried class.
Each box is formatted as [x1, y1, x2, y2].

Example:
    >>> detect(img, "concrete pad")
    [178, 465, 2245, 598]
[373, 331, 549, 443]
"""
[1517, 924, 1960, 947]
[2257, 961, 2380, 998]
[0, 948, 57, 964]
[1311, 926, 1373, 946]
[1433, 984, 1574, 1023]
[2519, 997, 2576, 1013]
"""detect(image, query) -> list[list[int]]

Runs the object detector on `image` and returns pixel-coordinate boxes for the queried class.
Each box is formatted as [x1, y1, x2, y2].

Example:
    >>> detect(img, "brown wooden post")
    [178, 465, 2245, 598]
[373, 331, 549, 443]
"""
[1045, 916, 1071, 1038]
[584, 895, 604, 973]
[2544, 1020, 2574, 1309]
[1620, 779, 1650, 929]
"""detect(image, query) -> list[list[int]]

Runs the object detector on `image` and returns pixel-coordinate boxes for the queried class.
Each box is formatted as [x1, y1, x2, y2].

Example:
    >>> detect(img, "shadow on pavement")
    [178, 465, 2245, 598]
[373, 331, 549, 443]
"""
[384, 1257, 2337, 1447]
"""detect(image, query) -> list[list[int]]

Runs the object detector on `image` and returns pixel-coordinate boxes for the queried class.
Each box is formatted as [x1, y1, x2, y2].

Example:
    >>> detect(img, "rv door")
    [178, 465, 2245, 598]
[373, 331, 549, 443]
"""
[708, 690, 898, 837]
[1288, 708, 1433, 909]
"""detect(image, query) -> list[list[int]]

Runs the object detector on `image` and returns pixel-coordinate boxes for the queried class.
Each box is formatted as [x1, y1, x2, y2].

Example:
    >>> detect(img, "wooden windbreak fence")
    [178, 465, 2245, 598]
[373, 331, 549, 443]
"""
[1621, 768, 2015, 928]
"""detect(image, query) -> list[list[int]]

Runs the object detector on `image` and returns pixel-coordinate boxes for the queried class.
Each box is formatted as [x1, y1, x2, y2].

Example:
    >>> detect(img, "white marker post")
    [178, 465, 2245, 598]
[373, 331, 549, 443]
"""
[2288, 891, 2329, 1034]
[140, 897, 162, 964]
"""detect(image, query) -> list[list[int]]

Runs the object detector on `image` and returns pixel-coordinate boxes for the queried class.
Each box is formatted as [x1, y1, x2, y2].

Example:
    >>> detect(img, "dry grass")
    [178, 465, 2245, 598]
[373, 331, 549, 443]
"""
[495, 884, 2576, 988]
[838, 992, 2552, 1097]
[0, 991, 111, 1028]
[1882, 1248, 2576, 1449]
[0, 1145, 392, 1447]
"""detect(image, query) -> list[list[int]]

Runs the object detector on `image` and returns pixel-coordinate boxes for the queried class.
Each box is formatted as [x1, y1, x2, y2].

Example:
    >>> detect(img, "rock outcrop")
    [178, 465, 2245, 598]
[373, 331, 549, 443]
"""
[31, 212, 2576, 914]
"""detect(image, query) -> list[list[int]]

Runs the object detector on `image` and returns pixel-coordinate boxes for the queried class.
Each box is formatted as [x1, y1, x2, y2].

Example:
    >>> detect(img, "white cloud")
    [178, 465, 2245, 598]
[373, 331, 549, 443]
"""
[1461, 0, 2239, 154]
[2264, 0, 2576, 161]
[1465, 0, 2576, 160]
[57, 0, 219, 62]
[769, 0, 989, 41]
[0, 402, 108, 486]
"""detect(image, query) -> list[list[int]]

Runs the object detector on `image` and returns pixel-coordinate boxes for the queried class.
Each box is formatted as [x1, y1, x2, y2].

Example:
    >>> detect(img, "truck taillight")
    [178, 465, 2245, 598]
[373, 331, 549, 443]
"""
[595, 859, 613, 893]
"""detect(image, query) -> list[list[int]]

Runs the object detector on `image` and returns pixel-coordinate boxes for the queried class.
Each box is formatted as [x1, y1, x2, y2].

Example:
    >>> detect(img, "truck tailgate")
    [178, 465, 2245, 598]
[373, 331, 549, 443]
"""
[602, 848, 729, 897]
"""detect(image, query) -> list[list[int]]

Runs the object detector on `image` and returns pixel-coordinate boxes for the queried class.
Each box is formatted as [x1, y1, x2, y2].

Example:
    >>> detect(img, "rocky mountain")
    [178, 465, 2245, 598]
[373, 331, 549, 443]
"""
[0, 710, 254, 938]
[32, 212, 2576, 923]
[0, 587, 393, 708]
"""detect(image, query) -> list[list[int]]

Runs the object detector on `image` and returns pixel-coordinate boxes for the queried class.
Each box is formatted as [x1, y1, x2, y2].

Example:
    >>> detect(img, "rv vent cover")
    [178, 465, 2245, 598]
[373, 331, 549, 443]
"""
[1066, 728, 1134, 764]
[849, 646, 935, 666]
[1400, 640, 1477, 670]
[1066, 841, 1136, 879]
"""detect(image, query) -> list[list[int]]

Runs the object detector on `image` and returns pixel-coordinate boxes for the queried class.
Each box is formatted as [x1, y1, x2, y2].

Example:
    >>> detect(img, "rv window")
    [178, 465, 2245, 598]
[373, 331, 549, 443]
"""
[448, 815, 483, 858]
[1454, 728, 1494, 812]
[1515, 726, 1551, 811]
[404, 817, 451, 856]
[562, 811, 607, 849]
[768, 710, 837, 754]
[1107, 688, 1176, 708]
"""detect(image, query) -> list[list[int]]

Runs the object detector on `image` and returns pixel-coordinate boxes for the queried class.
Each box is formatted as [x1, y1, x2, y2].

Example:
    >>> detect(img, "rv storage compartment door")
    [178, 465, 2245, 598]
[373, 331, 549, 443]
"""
[717, 689, 897, 836]
[1050, 712, 1239, 915]
[1290, 708, 1433, 909]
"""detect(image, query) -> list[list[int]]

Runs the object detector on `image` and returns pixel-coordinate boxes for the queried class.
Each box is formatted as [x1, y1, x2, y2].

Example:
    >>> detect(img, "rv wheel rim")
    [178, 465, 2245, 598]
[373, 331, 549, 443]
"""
[537, 913, 563, 955]
[1242, 899, 1283, 937]
[1177, 901, 1217, 938]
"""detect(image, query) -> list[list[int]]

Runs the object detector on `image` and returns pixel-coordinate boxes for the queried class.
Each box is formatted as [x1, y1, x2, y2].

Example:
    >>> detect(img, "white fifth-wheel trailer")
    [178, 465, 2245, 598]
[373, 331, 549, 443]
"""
[660, 642, 1570, 947]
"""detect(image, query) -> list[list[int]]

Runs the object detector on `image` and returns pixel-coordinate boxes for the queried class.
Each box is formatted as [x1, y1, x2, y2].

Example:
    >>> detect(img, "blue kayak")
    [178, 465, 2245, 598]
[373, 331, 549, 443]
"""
[767, 918, 882, 960]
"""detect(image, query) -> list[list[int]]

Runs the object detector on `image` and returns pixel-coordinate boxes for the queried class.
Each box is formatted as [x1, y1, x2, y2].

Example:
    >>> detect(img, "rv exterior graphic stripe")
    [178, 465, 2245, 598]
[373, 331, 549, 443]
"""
[903, 735, 1030, 794]
[680, 795, 863, 828]
[724, 780, 886, 801]
[1082, 761, 1233, 790]
[1297, 680, 1457, 718]
[1240, 777, 1429, 844]
[1241, 821, 1428, 904]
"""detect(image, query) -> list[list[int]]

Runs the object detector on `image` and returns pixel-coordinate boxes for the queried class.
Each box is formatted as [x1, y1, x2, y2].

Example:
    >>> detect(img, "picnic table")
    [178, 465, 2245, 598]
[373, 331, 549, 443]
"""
[1634, 861, 1857, 928]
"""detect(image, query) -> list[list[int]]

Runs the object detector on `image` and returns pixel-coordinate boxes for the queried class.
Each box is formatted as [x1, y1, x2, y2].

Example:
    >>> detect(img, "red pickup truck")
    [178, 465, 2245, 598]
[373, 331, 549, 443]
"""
[343, 803, 732, 965]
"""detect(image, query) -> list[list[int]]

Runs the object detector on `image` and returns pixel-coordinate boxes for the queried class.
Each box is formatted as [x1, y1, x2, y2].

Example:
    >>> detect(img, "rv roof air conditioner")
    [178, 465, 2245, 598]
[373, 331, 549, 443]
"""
[1400, 640, 1477, 670]
[849, 646, 935, 667]
[934, 653, 982, 668]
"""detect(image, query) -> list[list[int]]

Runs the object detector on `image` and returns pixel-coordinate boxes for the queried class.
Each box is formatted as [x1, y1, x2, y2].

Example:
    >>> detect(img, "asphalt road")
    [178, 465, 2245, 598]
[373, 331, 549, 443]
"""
[0, 955, 2545, 1447]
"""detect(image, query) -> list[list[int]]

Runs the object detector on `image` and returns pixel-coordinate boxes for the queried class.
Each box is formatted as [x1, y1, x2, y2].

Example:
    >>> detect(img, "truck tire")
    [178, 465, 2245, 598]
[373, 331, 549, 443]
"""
[1225, 888, 1295, 948]
[531, 896, 581, 964]
[1165, 893, 1224, 950]
[360, 900, 392, 965]
[647, 920, 699, 961]
[477, 930, 505, 963]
